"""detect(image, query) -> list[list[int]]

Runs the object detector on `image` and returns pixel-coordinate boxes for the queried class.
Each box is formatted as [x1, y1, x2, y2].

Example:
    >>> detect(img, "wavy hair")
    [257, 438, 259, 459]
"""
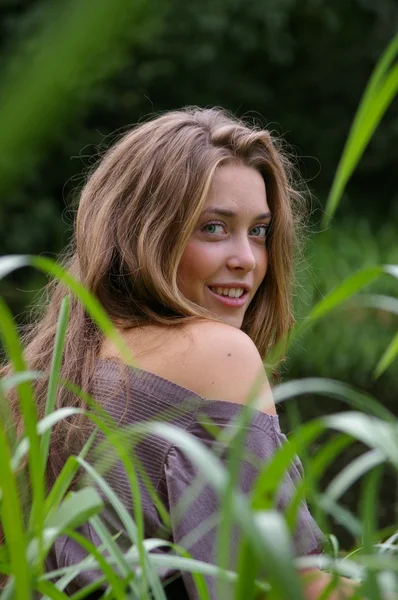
[1, 106, 304, 492]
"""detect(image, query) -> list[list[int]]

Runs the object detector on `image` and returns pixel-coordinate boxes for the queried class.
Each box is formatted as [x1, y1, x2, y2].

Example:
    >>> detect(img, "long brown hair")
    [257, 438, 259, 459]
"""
[2, 106, 304, 489]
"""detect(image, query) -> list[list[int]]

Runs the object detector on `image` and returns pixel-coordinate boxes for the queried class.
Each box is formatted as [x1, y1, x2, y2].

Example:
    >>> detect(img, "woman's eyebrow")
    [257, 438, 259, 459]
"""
[202, 207, 272, 220]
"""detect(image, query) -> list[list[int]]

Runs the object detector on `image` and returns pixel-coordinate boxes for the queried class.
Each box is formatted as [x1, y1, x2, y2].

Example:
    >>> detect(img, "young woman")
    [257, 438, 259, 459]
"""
[4, 107, 356, 598]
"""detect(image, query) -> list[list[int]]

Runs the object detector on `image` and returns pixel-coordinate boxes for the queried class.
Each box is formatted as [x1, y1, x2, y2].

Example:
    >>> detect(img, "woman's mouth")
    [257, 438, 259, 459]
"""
[207, 286, 248, 307]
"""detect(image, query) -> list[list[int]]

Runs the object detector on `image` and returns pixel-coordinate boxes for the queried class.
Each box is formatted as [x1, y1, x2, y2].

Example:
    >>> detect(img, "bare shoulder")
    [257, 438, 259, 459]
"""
[187, 320, 260, 363]
[100, 320, 276, 415]
[180, 320, 276, 414]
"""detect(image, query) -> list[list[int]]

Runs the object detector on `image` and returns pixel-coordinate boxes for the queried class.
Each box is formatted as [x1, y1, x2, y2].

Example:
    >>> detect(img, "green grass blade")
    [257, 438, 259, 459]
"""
[307, 266, 383, 321]
[57, 527, 128, 599]
[0, 297, 45, 576]
[0, 254, 134, 366]
[251, 420, 324, 512]
[235, 539, 261, 600]
[316, 494, 363, 538]
[270, 263, 398, 364]
[342, 64, 398, 177]
[12, 407, 83, 471]
[0, 422, 30, 599]
[359, 467, 383, 600]
[75, 456, 165, 600]
[161, 543, 211, 600]
[74, 455, 138, 556]
[273, 377, 394, 421]
[41, 296, 70, 471]
[68, 576, 107, 600]
[214, 402, 255, 598]
[351, 293, 398, 315]
[325, 63, 398, 221]
[44, 429, 97, 518]
[0, 385, 17, 455]
[352, 34, 398, 116]
[0, 0, 160, 193]
[45, 551, 239, 588]
[289, 263, 398, 351]
[323, 33, 398, 225]
[284, 434, 352, 539]
[326, 449, 385, 502]
[378, 531, 398, 555]
[75, 421, 150, 598]
[374, 330, 398, 379]
[35, 580, 69, 599]
[324, 412, 398, 466]
[44, 487, 103, 541]
[0, 371, 43, 395]
[0, 256, 30, 280]
[89, 515, 138, 596]
[141, 421, 306, 600]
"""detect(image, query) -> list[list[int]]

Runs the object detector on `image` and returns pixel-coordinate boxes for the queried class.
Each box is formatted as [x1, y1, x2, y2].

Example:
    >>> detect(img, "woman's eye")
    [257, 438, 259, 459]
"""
[250, 225, 268, 238]
[202, 222, 226, 235]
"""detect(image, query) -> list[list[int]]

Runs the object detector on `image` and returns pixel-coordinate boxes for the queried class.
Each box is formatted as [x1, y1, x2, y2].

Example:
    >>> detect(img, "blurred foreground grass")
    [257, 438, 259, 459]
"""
[0, 1, 397, 597]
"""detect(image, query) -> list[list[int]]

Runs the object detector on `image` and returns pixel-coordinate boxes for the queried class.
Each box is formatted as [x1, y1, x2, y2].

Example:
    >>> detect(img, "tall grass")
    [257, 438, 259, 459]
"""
[0, 4, 397, 597]
[1, 254, 397, 598]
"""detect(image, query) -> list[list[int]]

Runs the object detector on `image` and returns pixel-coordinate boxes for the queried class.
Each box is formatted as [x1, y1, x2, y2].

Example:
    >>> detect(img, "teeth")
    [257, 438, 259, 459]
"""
[210, 287, 245, 298]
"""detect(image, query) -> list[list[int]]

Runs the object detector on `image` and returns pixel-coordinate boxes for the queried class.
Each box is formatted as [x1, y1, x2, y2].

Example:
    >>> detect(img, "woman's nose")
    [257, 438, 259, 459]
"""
[227, 238, 256, 272]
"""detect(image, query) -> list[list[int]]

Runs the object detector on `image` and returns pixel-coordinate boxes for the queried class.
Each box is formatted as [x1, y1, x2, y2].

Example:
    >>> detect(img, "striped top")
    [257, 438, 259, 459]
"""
[47, 359, 325, 599]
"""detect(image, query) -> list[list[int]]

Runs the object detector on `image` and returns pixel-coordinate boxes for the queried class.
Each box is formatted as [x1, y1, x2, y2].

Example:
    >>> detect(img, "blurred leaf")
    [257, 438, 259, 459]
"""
[352, 293, 398, 316]
[11, 407, 83, 471]
[324, 412, 398, 466]
[360, 467, 383, 600]
[326, 449, 385, 502]
[317, 494, 363, 538]
[323, 33, 398, 225]
[88, 515, 138, 596]
[307, 266, 389, 322]
[0, 370, 43, 395]
[44, 429, 97, 518]
[35, 580, 69, 599]
[121, 420, 306, 600]
[273, 377, 394, 421]
[41, 296, 70, 471]
[0, 255, 28, 280]
[0, 254, 134, 365]
[0, 0, 159, 192]
[375, 332, 398, 379]
[54, 526, 128, 599]
[0, 296, 45, 575]
[0, 420, 30, 599]
[44, 487, 103, 538]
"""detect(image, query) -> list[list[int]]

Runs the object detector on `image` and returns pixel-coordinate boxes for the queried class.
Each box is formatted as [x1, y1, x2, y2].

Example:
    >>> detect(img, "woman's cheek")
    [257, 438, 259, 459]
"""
[195, 243, 223, 278]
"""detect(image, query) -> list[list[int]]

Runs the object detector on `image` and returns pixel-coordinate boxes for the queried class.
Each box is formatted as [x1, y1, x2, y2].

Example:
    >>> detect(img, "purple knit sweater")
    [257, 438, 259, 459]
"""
[46, 359, 325, 598]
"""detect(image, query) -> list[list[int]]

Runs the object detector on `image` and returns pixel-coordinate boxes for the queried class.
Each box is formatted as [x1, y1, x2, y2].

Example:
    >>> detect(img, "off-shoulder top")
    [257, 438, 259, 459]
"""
[47, 359, 325, 599]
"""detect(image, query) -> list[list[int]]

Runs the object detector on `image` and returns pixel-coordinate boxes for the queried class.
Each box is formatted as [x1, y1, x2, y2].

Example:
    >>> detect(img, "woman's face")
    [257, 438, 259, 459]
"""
[177, 163, 271, 329]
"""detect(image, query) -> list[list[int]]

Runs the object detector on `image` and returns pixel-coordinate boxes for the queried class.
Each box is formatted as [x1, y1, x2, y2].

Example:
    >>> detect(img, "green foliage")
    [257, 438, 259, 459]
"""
[0, 1, 397, 598]
[323, 33, 398, 226]
[0, 0, 165, 194]
[288, 219, 398, 387]
[0, 252, 397, 597]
